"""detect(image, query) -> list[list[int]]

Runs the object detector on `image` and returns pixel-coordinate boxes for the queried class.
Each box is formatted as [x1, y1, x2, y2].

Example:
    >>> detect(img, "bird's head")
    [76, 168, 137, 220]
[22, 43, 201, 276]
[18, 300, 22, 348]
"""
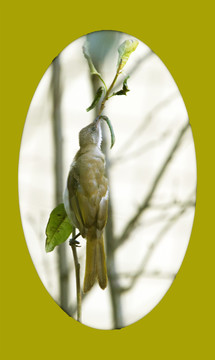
[79, 118, 102, 148]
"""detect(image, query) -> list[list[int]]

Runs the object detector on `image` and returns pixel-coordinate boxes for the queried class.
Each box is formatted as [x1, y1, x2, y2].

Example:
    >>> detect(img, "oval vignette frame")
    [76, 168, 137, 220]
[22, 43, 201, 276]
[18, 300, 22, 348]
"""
[18, 30, 197, 330]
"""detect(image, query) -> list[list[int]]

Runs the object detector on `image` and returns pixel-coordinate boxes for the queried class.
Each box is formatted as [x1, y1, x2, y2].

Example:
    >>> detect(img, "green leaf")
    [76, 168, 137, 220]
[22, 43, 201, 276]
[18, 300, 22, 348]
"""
[83, 41, 108, 92]
[112, 76, 130, 96]
[99, 115, 115, 148]
[83, 41, 101, 77]
[117, 39, 139, 71]
[86, 86, 104, 112]
[45, 203, 73, 252]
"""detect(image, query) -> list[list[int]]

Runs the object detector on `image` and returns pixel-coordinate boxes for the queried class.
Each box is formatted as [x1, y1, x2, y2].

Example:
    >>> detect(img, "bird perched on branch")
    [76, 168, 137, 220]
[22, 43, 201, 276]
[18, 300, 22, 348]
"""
[64, 117, 108, 293]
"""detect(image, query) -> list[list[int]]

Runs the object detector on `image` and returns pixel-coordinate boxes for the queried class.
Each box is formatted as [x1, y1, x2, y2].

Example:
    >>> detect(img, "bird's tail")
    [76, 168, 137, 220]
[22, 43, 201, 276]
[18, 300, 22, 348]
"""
[83, 235, 107, 293]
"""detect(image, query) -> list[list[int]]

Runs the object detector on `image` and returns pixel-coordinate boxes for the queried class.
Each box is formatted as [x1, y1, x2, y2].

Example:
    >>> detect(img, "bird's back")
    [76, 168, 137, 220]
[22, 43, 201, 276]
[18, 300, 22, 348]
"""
[67, 144, 108, 239]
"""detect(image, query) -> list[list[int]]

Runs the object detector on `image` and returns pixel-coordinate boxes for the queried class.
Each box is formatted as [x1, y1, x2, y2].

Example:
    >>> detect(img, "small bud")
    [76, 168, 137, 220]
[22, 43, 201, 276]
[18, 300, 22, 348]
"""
[112, 76, 130, 96]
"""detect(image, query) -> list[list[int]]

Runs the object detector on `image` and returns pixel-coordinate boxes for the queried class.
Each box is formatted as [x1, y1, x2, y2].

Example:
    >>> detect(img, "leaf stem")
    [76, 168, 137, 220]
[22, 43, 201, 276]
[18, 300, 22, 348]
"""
[98, 74, 108, 93]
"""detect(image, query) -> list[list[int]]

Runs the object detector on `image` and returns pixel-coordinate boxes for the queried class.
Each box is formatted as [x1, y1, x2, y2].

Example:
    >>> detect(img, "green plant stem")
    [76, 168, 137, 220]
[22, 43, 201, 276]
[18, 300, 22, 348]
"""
[98, 62, 122, 116]
[70, 229, 82, 322]
[98, 75, 108, 93]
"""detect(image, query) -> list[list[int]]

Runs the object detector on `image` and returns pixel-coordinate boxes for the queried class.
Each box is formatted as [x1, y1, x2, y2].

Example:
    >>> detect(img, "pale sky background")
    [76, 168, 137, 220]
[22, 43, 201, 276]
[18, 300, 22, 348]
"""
[18, 31, 197, 329]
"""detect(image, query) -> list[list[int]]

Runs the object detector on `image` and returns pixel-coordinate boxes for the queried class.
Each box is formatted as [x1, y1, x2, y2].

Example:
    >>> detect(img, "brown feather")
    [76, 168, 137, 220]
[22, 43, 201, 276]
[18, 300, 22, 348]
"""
[66, 136, 108, 291]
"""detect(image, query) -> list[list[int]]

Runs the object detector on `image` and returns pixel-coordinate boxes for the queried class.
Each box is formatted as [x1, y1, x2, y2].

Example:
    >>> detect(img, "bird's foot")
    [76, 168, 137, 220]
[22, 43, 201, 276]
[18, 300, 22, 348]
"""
[69, 233, 81, 247]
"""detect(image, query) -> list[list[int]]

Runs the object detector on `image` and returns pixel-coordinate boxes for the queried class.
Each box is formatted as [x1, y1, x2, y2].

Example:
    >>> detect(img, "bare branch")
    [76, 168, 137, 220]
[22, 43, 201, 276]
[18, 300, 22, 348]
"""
[101, 108, 124, 329]
[149, 198, 196, 211]
[114, 91, 179, 158]
[90, 66, 124, 329]
[114, 121, 190, 250]
[111, 129, 171, 166]
[69, 229, 82, 322]
[117, 205, 190, 293]
[117, 270, 176, 281]
[51, 56, 69, 314]
[143, 197, 196, 227]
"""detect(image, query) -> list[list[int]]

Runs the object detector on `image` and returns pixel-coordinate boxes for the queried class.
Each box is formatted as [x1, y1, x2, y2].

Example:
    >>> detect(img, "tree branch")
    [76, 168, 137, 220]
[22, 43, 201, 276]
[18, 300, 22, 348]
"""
[114, 91, 179, 159]
[116, 270, 176, 281]
[69, 229, 82, 322]
[91, 64, 124, 329]
[111, 129, 171, 166]
[117, 205, 190, 293]
[51, 56, 69, 313]
[114, 121, 190, 250]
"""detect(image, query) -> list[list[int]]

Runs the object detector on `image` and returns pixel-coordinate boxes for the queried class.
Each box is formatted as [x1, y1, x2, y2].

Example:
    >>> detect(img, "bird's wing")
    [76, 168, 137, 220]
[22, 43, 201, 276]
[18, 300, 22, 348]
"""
[67, 166, 86, 236]
[97, 188, 108, 231]
[67, 154, 108, 237]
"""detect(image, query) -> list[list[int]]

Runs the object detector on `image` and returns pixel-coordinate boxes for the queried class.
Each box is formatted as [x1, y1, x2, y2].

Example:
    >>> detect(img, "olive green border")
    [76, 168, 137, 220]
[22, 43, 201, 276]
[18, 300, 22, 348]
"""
[1, 1, 214, 358]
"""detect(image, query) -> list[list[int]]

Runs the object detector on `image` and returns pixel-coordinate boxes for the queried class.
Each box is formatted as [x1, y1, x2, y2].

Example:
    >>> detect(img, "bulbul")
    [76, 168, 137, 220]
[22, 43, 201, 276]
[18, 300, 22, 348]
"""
[64, 118, 108, 293]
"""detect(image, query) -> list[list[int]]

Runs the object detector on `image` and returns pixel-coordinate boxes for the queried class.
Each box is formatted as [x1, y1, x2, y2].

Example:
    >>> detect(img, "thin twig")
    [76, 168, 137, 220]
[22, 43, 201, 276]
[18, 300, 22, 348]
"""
[114, 121, 190, 250]
[97, 61, 123, 117]
[111, 129, 172, 166]
[69, 229, 82, 322]
[51, 56, 69, 313]
[117, 205, 190, 293]
[114, 91, 179, 158]
[116, 270, 176, 281]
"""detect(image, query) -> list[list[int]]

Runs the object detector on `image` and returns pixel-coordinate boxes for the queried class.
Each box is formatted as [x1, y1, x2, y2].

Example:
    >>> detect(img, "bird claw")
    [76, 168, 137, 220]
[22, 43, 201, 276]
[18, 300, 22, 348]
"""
[69, 233, 81, 247]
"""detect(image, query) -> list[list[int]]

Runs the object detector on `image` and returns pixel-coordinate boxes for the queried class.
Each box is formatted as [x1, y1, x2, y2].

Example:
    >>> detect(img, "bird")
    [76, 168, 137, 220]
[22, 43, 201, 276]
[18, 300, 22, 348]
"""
[63, 117, 108, 293]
